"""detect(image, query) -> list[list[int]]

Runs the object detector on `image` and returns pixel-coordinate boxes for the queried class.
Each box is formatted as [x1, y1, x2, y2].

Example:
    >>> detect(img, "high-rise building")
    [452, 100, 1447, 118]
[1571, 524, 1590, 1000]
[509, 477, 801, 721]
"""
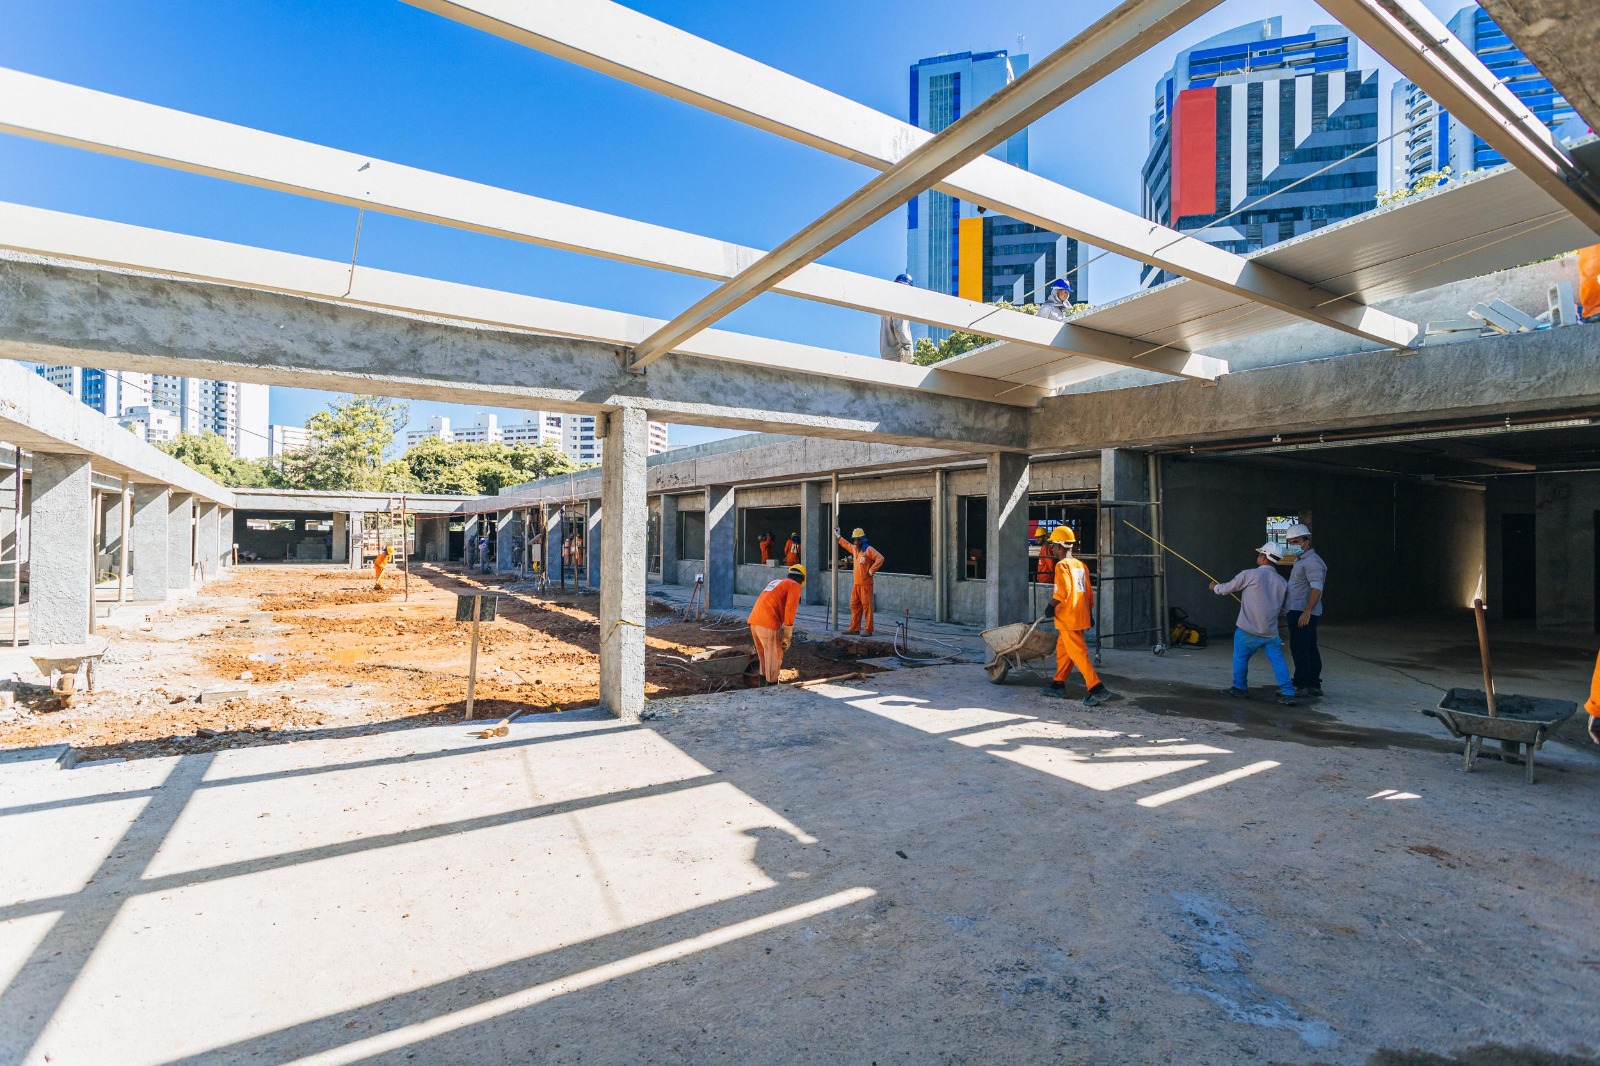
[1141, 19, 1379, 286]
[501, 413, 564, 449]
[404, 415, 453, 449]
[452, 414, 503, 445]
[32, 365, 268, 457]
[559, 415, 669, 464]
[269, 424, 313, 456]
[904, 50, 1086, 339]
[1390, 6, 1581, 194]
[120, 405, 182, 446]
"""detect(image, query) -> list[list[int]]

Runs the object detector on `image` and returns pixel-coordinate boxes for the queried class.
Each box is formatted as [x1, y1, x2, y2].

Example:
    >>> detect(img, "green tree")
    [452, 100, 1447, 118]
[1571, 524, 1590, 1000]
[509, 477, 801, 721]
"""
[278, 396, 411, 492]
[399, 436, 577, 496]
[912, 299, 1090, 366]
[156, 432, 277, 488]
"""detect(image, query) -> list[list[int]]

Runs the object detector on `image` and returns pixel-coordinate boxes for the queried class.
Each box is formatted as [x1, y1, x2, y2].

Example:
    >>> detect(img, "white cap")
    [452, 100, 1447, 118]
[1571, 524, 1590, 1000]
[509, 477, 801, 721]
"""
[1256, 542, 1285, 563]
[1284, 522, 1311, 539]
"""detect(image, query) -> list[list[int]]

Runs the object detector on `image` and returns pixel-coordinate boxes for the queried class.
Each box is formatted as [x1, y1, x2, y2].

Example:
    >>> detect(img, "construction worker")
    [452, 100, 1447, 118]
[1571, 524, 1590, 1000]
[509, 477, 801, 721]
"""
[783, 532, 802, 566]
[1211, 543, 1297, 706]
[749, 565, 806, 684]
[1282, 521, 1327, 697]
[1039, 526, 1112, 705]
[835, 526, 885, 635]
[1586, 651, 1600, 744]
[879, 273, 915, 362]
[1038, 277, 1073, 322]
[758, 531, 775, 564]
[373, 544, 391, 589]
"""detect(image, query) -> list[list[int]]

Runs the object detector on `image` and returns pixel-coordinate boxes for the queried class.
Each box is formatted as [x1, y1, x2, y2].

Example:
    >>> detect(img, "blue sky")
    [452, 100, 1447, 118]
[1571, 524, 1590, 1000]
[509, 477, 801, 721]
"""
[0, 0, 1471, 448]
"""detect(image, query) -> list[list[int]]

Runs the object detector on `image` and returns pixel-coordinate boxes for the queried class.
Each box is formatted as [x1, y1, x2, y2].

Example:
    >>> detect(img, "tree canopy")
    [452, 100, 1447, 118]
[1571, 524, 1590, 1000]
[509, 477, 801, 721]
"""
[276, 396, 413, 493]
[399, 436, 578, 495]
[155, 432, 277, 488]
[912, 299, 1090, 366]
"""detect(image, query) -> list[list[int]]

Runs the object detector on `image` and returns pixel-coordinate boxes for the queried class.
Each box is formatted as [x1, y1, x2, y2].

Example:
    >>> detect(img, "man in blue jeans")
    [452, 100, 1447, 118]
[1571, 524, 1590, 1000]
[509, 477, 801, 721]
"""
[1210, 542, 1297, 706]
[1282, 522, 1326, 697]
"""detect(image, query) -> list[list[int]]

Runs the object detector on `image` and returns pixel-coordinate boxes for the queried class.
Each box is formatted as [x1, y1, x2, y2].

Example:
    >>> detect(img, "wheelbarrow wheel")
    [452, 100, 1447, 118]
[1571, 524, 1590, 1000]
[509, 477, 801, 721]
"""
[985, 660, 1011, 685]
[1152, 643, 1167, 656]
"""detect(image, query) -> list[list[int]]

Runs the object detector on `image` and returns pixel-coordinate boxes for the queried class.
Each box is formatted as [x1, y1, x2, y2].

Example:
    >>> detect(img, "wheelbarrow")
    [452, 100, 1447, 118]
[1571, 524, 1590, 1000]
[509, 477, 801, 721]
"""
[981, 619, 1055, 684]
[655, 650, 757, 693]
[1424, 688, 1578, 784]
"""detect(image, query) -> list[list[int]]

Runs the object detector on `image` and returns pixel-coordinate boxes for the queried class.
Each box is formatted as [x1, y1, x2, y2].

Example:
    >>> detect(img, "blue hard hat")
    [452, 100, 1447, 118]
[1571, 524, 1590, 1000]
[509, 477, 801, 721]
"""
[894, 273, 914, 284]
[1049, 277, 1072, 292]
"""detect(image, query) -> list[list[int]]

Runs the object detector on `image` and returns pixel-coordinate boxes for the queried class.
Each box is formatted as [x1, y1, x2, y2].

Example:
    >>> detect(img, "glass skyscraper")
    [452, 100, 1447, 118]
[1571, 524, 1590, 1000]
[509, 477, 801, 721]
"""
[1141, 18, 1379, 286]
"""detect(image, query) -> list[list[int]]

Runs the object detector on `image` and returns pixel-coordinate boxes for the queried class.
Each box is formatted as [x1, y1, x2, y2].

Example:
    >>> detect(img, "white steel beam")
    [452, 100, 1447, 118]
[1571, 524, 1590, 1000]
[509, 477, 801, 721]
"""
[626, 0, 1225, 368]
[1316, 0, 1600, 235]
[0, 201, 1046, 407]
[0, 68, 1220, 382]
[408, 0, 1421, 350]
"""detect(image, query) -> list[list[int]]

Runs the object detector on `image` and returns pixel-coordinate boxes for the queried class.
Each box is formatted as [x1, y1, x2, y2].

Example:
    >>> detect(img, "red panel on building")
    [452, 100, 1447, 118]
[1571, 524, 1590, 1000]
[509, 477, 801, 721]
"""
[1171, 87, 1217, 222]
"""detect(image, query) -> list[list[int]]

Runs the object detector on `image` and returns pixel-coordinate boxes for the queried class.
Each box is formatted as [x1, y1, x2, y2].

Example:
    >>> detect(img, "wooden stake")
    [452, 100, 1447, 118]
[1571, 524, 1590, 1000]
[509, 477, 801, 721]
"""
[464, 593, 482, 721]
[1473, 597, 1498, 717]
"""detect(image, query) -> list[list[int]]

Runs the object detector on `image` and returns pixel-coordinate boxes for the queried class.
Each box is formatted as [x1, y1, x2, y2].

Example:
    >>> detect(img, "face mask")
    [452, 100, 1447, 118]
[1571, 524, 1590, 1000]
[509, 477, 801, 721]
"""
[1286, 544, 1305, 556]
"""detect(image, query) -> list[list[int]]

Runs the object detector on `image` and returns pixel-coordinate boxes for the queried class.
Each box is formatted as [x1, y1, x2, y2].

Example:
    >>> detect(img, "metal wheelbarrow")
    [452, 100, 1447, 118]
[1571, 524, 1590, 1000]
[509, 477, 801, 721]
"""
[656, 650, 757, 693]
[981, 619, 1055, 684]
[1424, 688, 1578, 784]
[27, 639, 110, 708]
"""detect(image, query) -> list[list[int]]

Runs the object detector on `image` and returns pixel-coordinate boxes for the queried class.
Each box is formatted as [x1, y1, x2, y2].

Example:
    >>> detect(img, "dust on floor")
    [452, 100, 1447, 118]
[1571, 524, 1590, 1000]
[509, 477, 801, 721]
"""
[0, 565, 877, 761]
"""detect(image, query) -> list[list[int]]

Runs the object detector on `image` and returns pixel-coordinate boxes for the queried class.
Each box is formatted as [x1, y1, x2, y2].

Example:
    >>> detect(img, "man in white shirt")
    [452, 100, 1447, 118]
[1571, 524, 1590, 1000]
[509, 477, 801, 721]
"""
[1211, 542, 1297, 706]
[1283, 522, 1327, 697]
[878, 273, 915, 362]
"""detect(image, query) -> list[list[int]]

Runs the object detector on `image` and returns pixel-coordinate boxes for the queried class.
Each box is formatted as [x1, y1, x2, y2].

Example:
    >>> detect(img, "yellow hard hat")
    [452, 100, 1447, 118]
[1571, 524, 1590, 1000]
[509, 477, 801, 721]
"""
[1048, 525, 1076, 544]
[850, 527, 866, 539]
[787, 564, 807, 581]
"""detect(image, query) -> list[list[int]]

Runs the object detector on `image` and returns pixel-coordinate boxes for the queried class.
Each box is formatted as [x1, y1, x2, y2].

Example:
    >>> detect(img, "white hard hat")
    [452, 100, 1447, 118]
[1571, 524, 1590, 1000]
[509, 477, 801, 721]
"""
[1256, 542, 1285, 564]
[1284, 522, 1311, 539]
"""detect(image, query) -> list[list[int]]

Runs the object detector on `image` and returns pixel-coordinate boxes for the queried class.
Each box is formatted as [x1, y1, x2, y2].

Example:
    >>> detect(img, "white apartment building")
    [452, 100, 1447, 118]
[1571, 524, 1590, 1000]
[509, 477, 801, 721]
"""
[32, 364, 268, 458]
[502, 413, 564, 448]
[562, 415, 670, 464]
[404, 414, 453, 449]
[120, 405, 183, 445]
[269, 424, 313, 456]
[401, 410, 668, 461]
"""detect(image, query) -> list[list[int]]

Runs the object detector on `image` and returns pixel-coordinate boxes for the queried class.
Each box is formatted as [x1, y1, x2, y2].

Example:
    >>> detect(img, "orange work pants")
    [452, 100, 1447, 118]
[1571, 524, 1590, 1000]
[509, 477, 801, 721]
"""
[373, 558, 388, 584]
[849, 579, 875, 634]
[750, 624, 784, 683]
[1053, 627, 1101, 688]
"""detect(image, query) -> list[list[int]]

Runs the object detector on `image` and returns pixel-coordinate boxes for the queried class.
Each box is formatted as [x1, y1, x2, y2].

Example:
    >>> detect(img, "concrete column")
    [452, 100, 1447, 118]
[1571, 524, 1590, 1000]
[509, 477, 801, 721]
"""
[704, 484, 735, 611]
[168, 492, 194, 592]
[598, 409, 647, 720]
[196, 501, 220, 583]
[495, 510, 517, 573]
[800, 481, 825, 606]
[331, 512, 348, 564]
[218, 507, 233, 569]
[985, 452, 1030, 630]
[101, 491, 124, 572]
[131, 485, 169, 600]
[29, 453, 94, 645]
[1099, 449, 1155, 648]
[933, 468, 949, 623]
[424, 516, 449, 562]
[544, 510, 562, 583]
[586, 498, 601, 589]
[0, 456, 20, 609]
[659, 494, 679, 585]
[462, 513, 479, 569]
[348, 511, 365, 571]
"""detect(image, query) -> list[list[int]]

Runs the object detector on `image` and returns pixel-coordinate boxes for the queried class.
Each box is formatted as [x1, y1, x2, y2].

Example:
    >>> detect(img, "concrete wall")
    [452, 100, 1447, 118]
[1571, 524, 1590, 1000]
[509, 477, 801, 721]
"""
[1535, 472, 1600, 633]
[1161, 457, 1485, 637]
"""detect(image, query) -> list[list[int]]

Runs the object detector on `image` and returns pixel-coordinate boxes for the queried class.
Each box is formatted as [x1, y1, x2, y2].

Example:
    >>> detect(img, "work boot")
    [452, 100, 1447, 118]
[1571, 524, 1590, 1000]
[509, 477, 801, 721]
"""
[1221, 687, 1249, 699]
[843, 629, 860, 636]
[1296, 684, 1323, 698]
[1082, 684, 1113, 707]
[1041, 681, 1069, 699]
[1277, 694, 1298, 706]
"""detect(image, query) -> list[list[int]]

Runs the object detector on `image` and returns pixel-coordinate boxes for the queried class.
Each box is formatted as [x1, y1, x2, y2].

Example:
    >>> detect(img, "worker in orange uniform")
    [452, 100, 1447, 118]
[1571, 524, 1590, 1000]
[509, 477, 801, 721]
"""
[749, 565, 806, 684]
[758, 531, 774, 564]
[1578, 244, 1600, 321]
[1038, 525, 1112, 705]
[783, 532, 801, 566]
[835, 526, 885, 635]
[1586, 650, 1600, 744]
[373, 545, 392, 590]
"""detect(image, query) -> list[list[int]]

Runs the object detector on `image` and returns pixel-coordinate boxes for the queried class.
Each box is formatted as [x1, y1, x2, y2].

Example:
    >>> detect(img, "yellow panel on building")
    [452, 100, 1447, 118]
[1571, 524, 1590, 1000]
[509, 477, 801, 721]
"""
[958, 216, 984, 302]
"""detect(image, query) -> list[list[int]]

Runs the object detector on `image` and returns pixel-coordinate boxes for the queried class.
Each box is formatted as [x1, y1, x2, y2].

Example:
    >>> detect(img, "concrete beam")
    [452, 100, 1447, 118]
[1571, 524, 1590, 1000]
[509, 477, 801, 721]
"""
[414, 0, 1419, 351]
[598, 409, 647, 720]
[0, 359, 232, 505]
[1029, 325, 1600, 452]
[228, 488, 464, 515]
[0, 218, 1035, 452]
[1317, 0, 1600, 235]
[984, 452, 1031, 630]
[704, 485, 735, 611]
[130, 484, 168, 600]
[0, 68, 1218, 382]
[167, 493, 193, 592]
[29, 453, 93, 645]
[627, 0, 1227, 367]
[1476, 0, 1600, 135]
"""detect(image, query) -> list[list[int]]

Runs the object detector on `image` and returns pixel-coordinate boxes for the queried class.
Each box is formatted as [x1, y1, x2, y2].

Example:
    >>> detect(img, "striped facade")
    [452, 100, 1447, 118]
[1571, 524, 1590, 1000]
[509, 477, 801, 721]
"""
[1142, 21, 1379, 287]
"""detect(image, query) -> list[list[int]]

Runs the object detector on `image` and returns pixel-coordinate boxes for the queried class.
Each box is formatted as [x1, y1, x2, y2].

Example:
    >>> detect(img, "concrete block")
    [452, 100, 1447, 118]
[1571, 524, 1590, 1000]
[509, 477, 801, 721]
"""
[200, 686, 249, 704]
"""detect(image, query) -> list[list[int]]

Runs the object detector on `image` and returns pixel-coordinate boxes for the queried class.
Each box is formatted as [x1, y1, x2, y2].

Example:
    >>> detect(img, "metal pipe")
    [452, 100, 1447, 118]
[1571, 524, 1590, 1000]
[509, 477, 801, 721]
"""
[829, 472, 839, 632]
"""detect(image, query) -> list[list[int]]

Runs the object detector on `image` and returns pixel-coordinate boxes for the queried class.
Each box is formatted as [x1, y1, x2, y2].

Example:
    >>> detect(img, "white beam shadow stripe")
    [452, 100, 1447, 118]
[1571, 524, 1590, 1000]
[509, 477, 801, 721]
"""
[285, 886, 876, 1066]
[1135, 760, 1280, 808]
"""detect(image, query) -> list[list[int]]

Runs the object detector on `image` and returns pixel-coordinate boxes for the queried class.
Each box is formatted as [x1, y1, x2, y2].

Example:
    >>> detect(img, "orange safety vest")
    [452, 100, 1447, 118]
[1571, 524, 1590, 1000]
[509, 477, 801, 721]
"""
[1586, 650, 1600, 718]
[839, 539, 884, 582]
[1052, 556, 1094, 631]
[783, 538, 801, 565]
[749, 577, 802, 630]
